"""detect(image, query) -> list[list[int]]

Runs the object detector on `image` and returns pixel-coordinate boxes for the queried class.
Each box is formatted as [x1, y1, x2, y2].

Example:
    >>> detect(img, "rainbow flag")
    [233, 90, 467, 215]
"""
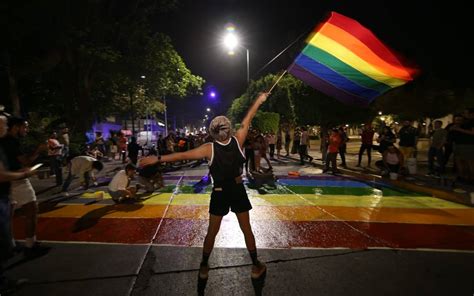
[288, 12, 417, 106]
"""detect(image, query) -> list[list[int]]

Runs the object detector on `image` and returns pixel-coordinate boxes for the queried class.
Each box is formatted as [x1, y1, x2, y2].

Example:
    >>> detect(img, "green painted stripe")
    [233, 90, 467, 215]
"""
[261, 185, 424, 197]
[302, 44, 392, 93]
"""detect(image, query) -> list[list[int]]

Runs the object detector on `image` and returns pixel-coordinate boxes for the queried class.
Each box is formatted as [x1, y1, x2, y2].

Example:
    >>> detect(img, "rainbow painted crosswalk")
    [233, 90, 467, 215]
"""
[14, 174, 474, 250]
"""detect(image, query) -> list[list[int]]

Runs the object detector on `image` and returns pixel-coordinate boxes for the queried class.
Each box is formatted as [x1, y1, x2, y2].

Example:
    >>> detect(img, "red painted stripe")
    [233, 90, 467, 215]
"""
[15, 216, 474, 251]
[323, 12, 416, 76]
[154, 219, 474, 250]
[13, 216, 159, 244]
[347, 221, 474, 250]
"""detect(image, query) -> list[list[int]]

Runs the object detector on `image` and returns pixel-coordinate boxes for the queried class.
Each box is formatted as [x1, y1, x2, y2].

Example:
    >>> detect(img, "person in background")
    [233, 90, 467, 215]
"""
[323, 128, 341, 174]
[47, 131, 63, 186]
[59, 126, 70, 164]
[137, 162, 163, 193]
[338, 126, 348, 168]
[284, 127, 291, 157]
[0, 113, 38, 293]
[376, 126, 396, 154]
[95, 132, 106, 155]
[266, 132, 276, 160]
[427, 120, 447, 176]
[356, 123, 375, 168]
[118, 132, 128, 163]
[376, 145, 404, 176]
[127, 136, 141, 165]
[397, 120, 418, 167]
[61, 156, 104, 195]
[299, 126, 313, 165]
[0, 117, 49, 258]
[108, 163, 140, 203]
[449, 111, 474, 183]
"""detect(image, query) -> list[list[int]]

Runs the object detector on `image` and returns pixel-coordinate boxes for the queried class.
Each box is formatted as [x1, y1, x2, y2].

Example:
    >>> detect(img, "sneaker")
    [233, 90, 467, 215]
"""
[251, 261, 266, 279]
[199, 263, 209, 280]
[62, 191, 70, 197]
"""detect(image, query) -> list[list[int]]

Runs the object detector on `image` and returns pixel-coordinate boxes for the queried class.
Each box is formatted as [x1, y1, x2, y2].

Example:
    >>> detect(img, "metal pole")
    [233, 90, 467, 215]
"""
[164, 96, 168, 136]
[246, 48, 250, 84]
[130, 92, 135, 135]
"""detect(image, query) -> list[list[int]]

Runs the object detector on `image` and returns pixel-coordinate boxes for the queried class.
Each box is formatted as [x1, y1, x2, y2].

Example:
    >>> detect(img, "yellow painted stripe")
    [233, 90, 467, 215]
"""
[80, 191, 469, 209]
[251, 194, 470, 209]
[309, 33, 406, 87]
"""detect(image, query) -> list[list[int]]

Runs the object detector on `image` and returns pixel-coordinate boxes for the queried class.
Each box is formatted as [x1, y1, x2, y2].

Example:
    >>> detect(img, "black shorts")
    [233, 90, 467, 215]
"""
[209, 183, 252, 216]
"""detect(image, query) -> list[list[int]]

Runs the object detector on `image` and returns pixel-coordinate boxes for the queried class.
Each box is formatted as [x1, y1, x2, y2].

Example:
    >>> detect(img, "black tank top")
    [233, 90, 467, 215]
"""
[209, 137, 246, 184]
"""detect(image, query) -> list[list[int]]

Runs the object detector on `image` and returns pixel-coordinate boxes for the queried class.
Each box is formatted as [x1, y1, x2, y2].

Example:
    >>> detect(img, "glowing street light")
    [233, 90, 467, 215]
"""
[206, 108, 211, 112]
[210, 91, 216, 98]
[223, 25, 249, 84]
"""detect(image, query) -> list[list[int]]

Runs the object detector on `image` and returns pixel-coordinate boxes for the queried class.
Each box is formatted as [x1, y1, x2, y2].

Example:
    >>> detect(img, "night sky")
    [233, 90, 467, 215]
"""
[157, 0, 472, 126]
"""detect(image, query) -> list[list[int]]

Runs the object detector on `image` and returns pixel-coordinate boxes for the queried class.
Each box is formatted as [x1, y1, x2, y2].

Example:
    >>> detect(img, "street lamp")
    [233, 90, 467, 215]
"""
[206, 108, 211, 112]
[223, 25, 249, 84]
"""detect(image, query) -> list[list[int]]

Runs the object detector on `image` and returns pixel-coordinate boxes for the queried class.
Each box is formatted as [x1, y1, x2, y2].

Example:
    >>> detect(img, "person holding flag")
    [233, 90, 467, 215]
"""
[139, 92, 269, 280]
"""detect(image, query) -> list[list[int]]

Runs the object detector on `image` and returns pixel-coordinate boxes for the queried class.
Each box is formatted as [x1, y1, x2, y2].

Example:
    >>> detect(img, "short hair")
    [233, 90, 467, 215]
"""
[125, 163, 136, 171]
[92, 161, 104, 171]
[7, 116, 27, 129]
[209, 116, 232, 141]
[434, 120, 443, 125]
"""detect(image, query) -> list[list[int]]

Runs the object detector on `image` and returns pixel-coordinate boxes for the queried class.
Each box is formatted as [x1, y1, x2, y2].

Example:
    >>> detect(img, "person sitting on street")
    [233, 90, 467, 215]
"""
[137, 162, 164, 193]
[376, 145, 404, 176]
[61, 156, 103, 195]
[108, 163, 140, 203]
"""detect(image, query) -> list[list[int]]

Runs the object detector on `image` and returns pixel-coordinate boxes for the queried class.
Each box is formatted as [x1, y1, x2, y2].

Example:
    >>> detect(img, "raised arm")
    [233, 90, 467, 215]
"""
[235, 92, 269, 147]
[139, 143, 212, 167]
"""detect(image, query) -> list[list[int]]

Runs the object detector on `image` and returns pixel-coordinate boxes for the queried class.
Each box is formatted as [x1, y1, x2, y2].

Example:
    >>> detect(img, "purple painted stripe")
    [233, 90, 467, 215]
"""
[295, 54, 381, 100]
[163, 176, 203, 180]
[274, 175, 347, 180]
[288, 63, 370, 106]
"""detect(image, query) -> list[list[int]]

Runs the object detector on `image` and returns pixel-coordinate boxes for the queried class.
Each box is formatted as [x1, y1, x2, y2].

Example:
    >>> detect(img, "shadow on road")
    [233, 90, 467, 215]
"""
[73, 203, 144, 233]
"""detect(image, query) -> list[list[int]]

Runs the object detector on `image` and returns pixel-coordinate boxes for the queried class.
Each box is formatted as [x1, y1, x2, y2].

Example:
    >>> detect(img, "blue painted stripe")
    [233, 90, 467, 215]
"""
[294, 54, 380, 100]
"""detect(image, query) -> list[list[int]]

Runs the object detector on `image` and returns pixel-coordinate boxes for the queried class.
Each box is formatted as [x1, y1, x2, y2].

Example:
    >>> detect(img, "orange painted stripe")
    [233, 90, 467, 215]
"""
[39, 204, 167, 219]
[318, 23, 412, 81]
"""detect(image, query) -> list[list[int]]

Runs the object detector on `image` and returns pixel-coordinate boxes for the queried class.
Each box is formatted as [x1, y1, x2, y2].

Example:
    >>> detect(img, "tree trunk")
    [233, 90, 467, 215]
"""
[7, 69, 21, 116]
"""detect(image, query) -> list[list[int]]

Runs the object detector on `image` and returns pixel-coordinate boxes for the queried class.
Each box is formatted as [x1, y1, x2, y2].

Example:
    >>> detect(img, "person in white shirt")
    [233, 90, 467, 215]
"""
[108, 164, 138, 203]
[48, 132, 63, 185]
[61, 156, 103, 194]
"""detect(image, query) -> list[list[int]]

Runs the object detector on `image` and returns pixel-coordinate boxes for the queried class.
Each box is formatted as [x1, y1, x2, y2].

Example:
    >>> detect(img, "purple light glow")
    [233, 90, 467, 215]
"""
[210, 91, 216, 98]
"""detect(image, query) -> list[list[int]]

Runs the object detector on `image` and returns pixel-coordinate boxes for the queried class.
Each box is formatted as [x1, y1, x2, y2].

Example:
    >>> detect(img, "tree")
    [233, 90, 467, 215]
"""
[253, 111, 280, 133]
[227, 72, 374, 128]
[1, 0, 204, 136]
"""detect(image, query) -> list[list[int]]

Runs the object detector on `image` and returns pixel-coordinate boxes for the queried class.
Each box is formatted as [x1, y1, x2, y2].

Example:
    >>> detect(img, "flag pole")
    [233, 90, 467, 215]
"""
[267, 70, 287, 93]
